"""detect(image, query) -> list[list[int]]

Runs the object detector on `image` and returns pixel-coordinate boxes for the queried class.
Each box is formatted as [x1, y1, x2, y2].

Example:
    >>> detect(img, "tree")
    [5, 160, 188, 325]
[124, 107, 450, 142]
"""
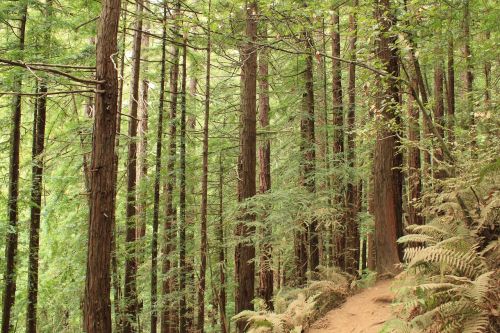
[84, 0, 122, 331]
[372, 0, 403, 275]
[123, 1, 144, 331]
[235, 1, 258, 331]
[331, 8, 345, 270]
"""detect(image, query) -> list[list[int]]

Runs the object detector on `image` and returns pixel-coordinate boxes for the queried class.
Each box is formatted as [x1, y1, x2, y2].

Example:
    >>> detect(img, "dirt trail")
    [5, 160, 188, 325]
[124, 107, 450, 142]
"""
[307, 279, 394, 333]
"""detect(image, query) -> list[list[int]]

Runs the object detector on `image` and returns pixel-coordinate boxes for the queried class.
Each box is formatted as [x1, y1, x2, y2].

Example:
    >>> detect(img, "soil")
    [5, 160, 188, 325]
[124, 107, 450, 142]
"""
[307, 279, 395, 333]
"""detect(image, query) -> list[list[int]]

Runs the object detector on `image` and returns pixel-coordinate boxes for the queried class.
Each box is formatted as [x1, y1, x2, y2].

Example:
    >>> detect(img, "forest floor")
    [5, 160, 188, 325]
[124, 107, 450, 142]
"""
[307, 279, 395, 333]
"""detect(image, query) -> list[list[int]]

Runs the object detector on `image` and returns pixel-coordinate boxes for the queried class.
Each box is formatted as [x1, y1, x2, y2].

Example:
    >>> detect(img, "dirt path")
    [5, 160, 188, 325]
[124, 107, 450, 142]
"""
[307, 279, 394, 333]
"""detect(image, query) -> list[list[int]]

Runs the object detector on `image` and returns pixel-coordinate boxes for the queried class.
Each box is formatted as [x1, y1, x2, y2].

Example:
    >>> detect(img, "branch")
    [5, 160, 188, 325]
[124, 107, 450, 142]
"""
[0, 58, 102, 85]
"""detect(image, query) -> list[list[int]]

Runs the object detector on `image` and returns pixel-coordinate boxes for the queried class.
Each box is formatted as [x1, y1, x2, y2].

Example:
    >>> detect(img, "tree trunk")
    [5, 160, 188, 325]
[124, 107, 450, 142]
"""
[178, 36, 188, 333]
[84, 0, 121, 331]
[373, 0, 403, 275]
[446, 36, 455, 144]
[407, 76, 423, 226]
[258, 23, 273, 310]
[198, 1, 211, 330]
[123, 1, 144, 331]
[151, 5, 167, 333]
[345, 3, 360, 276]
[1, 5, 27, 333]
[218, 153, 228, 333]
[463, 0, 475, 154]
[235, 1, 258, 331]
[161, 3, 181, 332]
[433, 61, 445, 180]
[331, 9, 345, 270]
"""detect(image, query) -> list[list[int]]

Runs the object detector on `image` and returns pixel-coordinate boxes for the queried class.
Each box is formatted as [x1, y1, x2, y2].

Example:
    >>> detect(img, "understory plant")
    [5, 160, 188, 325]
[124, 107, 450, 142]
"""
[392, 167, 500, 333]
[233, 266, 350, 332]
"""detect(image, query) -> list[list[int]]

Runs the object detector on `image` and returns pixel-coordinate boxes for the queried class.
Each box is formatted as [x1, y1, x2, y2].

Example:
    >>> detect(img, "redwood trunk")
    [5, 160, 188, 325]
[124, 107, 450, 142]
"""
[123, 1, 144, 330]
[161, 3, 181, 332]
[235, 2, 258, 331]
[84, 0, 121, 331]
[446, 36, 455, 144]
[373, 0, 403, 275]
[407, 78, 423, 226]
[331, 9, 345, 270]
[433, 62, 445, 180]
[258, 24, 273, 310]
[151, 4, 167, 332]
[345, 4, 360, 275]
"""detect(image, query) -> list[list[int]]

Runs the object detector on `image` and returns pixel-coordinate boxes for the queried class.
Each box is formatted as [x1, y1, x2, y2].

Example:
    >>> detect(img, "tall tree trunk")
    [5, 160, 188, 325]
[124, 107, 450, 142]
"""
[258, 23, 273, 310]
[433, 61, 445, 180]
[446, 36, 455, 144]
[84, 0, 122, 331]
[463, 0, 475, 154]
[26, 2, 51, 332]
[198, 0, 211, 329]
[161, 3, 181, 332]
[373, 0, 403, 275]
[151, 5, 167, 332]
[27, 84, 47, 333]
[137, 22, 149, 255]
[123, 1, 144, 331]
[407, 76, 423, 226]
[235, 1, 258, 331]
[331, 9, 345, 270]
[218, 153, 228, 333]
[1, 5, 27, 333]
[112, 5, 128, 329]
[345, 2, 360, 276]
[178, 36, 188, 333]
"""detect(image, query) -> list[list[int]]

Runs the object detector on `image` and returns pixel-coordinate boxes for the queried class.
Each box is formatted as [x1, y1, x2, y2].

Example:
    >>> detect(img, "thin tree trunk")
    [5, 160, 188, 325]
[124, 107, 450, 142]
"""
[331, 9, 345, 270]
[407, 76, 423, 226]
[198, 0, 211, 329]
[258, 23, 273, 310]
[235, 1, 258, 331]
[151, 5, 167, 332]
[112, 4, 127, 329]
[27, 83, 47, 333]
[373, 0, 403, 275]
[161, 3, 181, 332]
[218, 153, 228, 333]
[178, 35, 188, 333]
[345, 3, 360, 276]
[446, 36, 455, 144]
[123, 1, 144, 331]
[463, 0, 475, 154]
[433, 61, 445, 180]
[84, 0, 122, 331]
[1, 5, 27, 332]
[26, 2, 51, 332]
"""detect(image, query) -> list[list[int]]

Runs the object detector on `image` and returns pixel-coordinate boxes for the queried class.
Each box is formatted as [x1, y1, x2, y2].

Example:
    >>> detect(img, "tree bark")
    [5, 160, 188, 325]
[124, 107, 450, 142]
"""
[235, 1, 258, 331]
[345, 3, 360, 276]
[446, 36, 455, 144]
[373, 0, 403, 275]
[433, 61, 445, 180]
[151, 5, 167, 333]
[218, 153, 228, 333]
[407, 76, 423, 226]
[178, 36, 188, 333]
[331, 9, 345, 270]
[1, 5, 27, 333]
[161, 3, 181, 332]
[197, 1, 211, 330]
[84, 0, 121, 331]
[123, 1, 144, 331]
[463, 0, 475, 154]
[258, 23, 273, 310]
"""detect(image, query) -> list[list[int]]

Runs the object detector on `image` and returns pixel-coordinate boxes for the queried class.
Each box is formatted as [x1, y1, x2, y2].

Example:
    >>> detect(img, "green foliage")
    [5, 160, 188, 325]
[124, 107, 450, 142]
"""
[393, 174, 500, 333]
